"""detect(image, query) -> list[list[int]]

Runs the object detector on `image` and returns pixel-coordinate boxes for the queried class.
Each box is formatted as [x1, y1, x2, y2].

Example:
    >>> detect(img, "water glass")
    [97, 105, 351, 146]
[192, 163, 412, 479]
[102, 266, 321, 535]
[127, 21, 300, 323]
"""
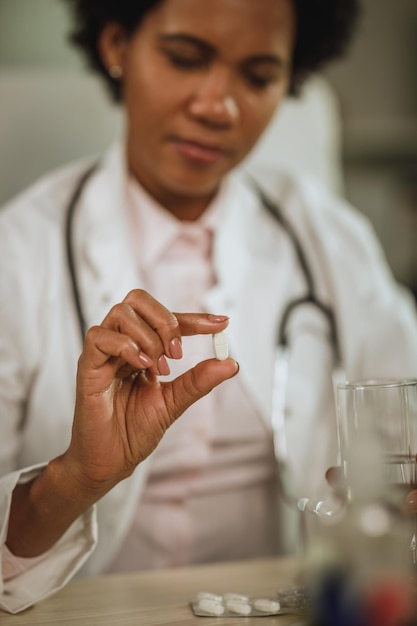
[336, 378, 417, 562]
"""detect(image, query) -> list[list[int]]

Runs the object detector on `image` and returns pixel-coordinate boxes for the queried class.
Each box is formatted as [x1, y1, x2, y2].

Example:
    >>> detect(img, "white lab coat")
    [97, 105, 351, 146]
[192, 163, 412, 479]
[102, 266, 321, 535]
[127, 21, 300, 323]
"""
[1, 144, 417, 613]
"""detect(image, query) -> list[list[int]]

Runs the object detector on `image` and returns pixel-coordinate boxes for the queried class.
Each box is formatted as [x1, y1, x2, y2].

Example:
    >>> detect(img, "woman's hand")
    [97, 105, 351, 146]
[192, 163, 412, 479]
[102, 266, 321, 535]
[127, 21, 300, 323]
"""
[7, 290, 238, 558]
[406, 491, 417, 513]
[63, 289, 239, 497]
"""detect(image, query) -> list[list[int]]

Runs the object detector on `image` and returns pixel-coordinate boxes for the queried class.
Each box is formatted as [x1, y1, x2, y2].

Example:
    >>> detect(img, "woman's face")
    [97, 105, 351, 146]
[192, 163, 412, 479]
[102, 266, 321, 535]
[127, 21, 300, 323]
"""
[102, 0, 296, 218]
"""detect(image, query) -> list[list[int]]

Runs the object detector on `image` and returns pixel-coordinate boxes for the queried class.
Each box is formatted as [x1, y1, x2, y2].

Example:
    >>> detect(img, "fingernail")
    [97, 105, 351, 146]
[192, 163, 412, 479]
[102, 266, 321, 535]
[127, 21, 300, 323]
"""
[406, 491, 417, 508]
[158, 355, 170, 376]
[138, 352, 153, 367]
[169, 337, 183, 359]
[208, 315, 229, 323]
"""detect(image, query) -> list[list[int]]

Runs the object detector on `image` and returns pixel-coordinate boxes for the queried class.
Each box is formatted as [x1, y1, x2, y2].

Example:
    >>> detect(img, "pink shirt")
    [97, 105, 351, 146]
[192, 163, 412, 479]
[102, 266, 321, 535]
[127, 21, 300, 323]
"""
[107, 177, 279, 572]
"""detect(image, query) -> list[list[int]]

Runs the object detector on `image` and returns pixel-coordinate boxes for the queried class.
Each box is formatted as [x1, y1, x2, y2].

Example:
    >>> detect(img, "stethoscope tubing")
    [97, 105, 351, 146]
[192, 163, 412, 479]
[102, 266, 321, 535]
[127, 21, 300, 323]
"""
[65, 162, 100, 343]
[250, 180, 339, 357]
[64, 164, 339, 360]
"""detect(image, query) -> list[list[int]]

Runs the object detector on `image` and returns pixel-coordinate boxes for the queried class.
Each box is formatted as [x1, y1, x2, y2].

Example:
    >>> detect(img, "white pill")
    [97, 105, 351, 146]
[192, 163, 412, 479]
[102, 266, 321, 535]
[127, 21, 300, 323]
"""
[225, 600, 252, 615]
[223, 592, 249, 602]
[196, 591, 223, 603]
[253, 598, 281, 613]
[197, 598, 225, 616]
[212, 331, 229, 360]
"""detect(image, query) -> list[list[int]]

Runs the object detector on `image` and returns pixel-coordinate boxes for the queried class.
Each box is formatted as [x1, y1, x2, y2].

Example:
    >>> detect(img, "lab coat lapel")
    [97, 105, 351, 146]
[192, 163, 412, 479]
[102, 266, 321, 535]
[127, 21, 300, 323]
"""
[207, 174, 338, 496]
[204, 175, 297, 427]
[72, 146, 144, 327]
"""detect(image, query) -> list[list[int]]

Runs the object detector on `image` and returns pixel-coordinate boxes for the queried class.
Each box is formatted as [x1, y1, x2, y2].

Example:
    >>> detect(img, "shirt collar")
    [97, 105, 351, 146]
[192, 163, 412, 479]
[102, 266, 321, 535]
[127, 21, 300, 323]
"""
[125, 174, 232, 270]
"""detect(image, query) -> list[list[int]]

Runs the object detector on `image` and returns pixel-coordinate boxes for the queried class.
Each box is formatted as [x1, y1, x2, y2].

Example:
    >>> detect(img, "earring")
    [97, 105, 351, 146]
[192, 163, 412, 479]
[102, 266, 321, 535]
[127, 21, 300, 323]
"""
[108, 65, 123, 79]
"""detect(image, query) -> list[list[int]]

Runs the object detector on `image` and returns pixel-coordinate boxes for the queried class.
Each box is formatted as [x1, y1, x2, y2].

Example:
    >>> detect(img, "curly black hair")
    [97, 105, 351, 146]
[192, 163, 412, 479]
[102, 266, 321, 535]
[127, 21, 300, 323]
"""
[62, 0, 361, 101]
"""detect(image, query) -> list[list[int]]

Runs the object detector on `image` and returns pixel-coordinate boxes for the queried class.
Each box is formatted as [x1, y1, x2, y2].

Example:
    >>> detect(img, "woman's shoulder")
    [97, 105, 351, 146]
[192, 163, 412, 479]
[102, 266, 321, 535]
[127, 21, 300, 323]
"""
[0, 155, 98, 225]
[235, 164, 390, 302]
[239, 163, 377, 249]
[0, 154, 103, 271]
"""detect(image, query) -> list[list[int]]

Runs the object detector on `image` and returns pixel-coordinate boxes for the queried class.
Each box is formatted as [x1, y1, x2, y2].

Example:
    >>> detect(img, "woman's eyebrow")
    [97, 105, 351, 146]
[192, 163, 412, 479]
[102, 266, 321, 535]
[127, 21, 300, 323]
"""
[245, 55, 288, 69]
[159, 33, 287, 67]
[159, 33, 214, 55]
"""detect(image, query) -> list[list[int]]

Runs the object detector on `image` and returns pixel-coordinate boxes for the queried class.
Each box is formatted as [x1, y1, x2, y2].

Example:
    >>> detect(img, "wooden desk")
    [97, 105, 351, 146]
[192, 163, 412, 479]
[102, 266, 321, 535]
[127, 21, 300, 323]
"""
[3, 557, 307, 625]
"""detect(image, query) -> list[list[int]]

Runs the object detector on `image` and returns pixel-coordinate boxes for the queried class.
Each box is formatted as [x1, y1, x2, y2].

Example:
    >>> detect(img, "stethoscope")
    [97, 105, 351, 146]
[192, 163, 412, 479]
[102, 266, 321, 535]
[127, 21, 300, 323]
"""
[66, 163, 339, 348]
[250, 180, 341, 453]
[65, 162, 341, 531]
[249, 180, 342, 537]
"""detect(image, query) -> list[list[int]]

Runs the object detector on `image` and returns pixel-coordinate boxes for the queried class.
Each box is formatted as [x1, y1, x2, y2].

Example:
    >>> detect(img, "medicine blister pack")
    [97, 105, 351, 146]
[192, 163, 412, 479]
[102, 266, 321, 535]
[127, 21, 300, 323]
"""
[190, 588, 309, 617]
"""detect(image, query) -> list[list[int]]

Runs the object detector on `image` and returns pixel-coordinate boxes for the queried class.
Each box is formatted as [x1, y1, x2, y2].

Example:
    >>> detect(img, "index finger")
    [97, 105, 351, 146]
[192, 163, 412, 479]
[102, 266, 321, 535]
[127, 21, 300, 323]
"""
[175, 313, 230, 336]
[121, 290, 229, 360]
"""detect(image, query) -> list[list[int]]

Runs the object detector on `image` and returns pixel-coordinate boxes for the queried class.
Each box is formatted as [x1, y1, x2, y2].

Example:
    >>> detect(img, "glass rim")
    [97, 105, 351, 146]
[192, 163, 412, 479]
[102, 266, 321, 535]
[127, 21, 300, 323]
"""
[337, 378, 417, 390]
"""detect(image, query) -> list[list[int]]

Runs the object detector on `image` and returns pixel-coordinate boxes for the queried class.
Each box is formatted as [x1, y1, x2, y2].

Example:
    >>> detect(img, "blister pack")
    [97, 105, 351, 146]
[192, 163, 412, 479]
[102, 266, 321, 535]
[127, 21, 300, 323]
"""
[190, 587, 310, 617]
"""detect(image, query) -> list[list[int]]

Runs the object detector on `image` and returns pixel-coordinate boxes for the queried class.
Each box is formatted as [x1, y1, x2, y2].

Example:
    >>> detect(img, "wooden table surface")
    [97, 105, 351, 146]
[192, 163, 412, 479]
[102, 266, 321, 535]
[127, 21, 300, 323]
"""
[3, 556, 307, 625]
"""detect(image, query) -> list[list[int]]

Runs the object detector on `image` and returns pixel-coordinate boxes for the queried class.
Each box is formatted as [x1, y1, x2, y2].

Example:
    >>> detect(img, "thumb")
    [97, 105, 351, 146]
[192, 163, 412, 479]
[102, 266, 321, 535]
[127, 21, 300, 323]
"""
[167, 358, 239, 418]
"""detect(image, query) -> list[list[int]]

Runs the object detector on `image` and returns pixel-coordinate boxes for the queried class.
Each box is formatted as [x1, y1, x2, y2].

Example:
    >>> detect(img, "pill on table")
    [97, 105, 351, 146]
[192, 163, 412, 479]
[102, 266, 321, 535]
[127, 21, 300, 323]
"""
[196, 591, 223, 603]
[223, 592, 249, 602]
[212, 331, 229, 360]
[225, 600, 252, 615]
[253, 598, 281, 613]
[197, 599, 225, 616]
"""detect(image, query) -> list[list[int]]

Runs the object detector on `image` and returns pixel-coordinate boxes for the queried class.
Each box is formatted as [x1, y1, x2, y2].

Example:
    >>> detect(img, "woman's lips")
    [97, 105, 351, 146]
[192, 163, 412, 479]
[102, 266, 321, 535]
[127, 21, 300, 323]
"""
[172, 138, 229, 165]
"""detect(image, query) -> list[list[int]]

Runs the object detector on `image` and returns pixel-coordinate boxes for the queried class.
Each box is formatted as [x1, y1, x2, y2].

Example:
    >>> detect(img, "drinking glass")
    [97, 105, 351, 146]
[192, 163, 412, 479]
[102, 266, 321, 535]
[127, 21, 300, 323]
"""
[336, 378, 417, 564]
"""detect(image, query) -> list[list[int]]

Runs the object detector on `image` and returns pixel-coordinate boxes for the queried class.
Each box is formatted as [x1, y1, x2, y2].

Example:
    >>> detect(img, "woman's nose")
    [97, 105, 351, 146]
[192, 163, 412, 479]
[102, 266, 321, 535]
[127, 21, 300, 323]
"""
[188, 70, 240, 127]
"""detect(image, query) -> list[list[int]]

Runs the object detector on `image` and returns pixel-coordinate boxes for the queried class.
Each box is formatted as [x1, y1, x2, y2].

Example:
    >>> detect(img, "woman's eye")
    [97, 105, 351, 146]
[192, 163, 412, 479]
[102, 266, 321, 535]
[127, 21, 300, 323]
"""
[245, 73, 277, 89]
[166, 52, 207, 70]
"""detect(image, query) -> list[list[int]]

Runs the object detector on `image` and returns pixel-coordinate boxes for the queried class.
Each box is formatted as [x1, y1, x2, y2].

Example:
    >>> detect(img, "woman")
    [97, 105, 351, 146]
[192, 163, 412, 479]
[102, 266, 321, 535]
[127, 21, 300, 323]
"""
[1, 0, 417, 614]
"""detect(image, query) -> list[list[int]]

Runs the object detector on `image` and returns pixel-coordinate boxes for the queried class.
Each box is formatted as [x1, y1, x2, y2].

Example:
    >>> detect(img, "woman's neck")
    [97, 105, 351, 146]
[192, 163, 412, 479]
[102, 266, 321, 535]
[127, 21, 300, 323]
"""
[127, 154, 220, 221]
[153, 191, 216, 221]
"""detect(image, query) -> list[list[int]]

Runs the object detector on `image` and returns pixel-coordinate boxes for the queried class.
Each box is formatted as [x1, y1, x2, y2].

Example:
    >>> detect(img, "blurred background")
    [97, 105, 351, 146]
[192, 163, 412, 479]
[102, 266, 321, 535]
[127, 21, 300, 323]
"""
[0, 0, 416, 297]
